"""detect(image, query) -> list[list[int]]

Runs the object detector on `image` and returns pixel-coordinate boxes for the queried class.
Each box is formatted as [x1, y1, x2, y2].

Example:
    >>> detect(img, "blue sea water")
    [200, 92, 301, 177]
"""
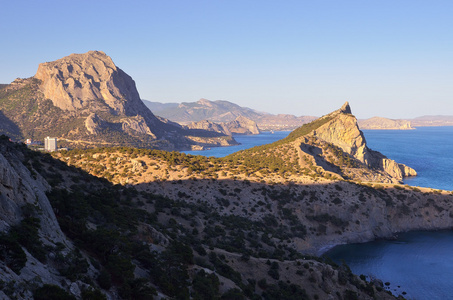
[363, 127, 453, 191]
[326, 230, 453, 300]
[183, 131, 291, 157]
[182, 127, 453, 300]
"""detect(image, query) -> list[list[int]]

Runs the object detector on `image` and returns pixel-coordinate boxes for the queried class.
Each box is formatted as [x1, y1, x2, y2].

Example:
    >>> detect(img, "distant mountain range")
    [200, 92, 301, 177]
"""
[143, 98, 317, 131]
[144, 99, 453, 130]
[358, 116, 453, 129]
[143, 98, 266, 123]
[358, 117, 414, 130]
[411, 115, 453, 127]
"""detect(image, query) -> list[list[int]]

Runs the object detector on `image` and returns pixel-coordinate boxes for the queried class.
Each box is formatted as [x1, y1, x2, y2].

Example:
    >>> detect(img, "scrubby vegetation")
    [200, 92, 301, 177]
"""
[0, 136, 415, 299]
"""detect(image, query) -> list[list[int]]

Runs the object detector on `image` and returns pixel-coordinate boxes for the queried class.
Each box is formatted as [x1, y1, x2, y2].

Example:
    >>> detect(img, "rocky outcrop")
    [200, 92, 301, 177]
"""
[186, 116, 260, 136]
[84, 113, 107, 135]
[33, 51, 162, 140]
[0, 143, 65, 242]
[0, 141, 79, 298]
[358, 117, 414, 130]
[186, 120, 231, 136]
[313, 102, 368, 163]
[35, 51, 145, 116]
[120, 115, 156, 137]
[225, 116, 260, 135]
[310, 102, 416, 181]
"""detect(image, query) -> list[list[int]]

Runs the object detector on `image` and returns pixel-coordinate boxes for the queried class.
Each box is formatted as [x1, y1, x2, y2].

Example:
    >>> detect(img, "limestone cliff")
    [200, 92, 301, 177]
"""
[185, 120, 232, 136]
[225, 116, 260, 135]
[84, 113, 107, 135]
[35, 51, 144, 115]
[0, 140, 80, 299]
[310, 102, 416, 181]
[0, 142, 65, 242]
[185, 116, 260, 136]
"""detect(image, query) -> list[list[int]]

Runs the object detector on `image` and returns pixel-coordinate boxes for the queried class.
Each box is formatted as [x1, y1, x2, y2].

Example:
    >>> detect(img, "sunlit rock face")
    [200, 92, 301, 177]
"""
[313, 102, 416, 180]
[226, 116, 260, 135]
[35, 50, 147, 116]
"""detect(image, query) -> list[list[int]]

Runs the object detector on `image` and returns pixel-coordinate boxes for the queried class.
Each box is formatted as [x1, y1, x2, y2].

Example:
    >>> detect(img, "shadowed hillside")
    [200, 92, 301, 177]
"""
[0, 136, 403, 299]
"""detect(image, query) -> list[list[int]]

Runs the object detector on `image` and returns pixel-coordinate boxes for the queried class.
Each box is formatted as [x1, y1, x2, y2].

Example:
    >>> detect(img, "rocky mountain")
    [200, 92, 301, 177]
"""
[226, 115, 261, 135]
[224, 102, 416, 184]
[309, 103, 416, 180]
[0, 51, 237, 150]
[143, 98, 317, 131]
[358, 117, 414, 130]
[185, 116, 260, 136]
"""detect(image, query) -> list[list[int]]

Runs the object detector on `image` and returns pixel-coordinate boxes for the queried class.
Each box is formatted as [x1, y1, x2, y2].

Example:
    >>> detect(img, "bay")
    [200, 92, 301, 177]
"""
[325, 230, 453, 300]
[182, 131, 290, 157]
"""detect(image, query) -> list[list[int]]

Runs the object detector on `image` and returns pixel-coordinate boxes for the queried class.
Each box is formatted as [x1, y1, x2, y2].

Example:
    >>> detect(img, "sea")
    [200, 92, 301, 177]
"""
[183, 126, 453, 300]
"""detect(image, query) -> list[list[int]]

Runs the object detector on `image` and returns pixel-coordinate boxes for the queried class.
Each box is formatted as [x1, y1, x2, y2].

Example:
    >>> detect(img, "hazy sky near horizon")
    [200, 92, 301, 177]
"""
[1, 1, 451, 119]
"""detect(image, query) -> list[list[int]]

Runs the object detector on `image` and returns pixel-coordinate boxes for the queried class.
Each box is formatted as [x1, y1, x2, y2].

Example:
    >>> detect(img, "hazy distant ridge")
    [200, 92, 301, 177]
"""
[143, 98, 317, 131]
[358, 117, 414, 130]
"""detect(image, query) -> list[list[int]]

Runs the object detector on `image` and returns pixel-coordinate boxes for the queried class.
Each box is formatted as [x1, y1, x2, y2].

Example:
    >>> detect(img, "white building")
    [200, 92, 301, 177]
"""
[44, 137, 57, 151]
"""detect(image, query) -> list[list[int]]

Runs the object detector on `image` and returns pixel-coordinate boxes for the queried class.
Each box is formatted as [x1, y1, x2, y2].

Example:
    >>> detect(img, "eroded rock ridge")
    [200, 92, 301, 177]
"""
[309, 102, 416, 181]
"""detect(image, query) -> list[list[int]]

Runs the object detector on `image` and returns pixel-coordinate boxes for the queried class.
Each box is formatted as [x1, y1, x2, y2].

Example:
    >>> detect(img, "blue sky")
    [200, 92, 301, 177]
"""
[1, 0, 452, 119]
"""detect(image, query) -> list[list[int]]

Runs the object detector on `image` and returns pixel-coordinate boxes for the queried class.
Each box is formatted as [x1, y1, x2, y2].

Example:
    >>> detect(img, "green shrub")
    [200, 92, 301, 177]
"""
[34, 284, 76, 300]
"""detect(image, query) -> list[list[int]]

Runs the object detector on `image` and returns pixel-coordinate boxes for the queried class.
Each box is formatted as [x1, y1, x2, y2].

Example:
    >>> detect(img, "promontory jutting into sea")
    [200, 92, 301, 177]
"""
[1, 50, 453, 299]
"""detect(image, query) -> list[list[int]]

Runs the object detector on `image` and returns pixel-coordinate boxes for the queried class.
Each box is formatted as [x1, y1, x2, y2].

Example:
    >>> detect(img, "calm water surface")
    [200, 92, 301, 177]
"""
[183, 131, 290, 157]
[363, 127, 453, 191]
[182, 127, 453, 300]
[331, 127, 453, 300]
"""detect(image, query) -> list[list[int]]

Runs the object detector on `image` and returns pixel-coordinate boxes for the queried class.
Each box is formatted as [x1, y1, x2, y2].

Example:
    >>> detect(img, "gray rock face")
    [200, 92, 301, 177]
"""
[226, 116, 260, 135]
[186, 120, 231, 136]
[35, 51, 144, 115]
[84, 113, 107, 135]
[0, 144, 64, 241]
[185, 116, 260, 136]
[0, 142, 74, 297]
[120, 115, 156, 137]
